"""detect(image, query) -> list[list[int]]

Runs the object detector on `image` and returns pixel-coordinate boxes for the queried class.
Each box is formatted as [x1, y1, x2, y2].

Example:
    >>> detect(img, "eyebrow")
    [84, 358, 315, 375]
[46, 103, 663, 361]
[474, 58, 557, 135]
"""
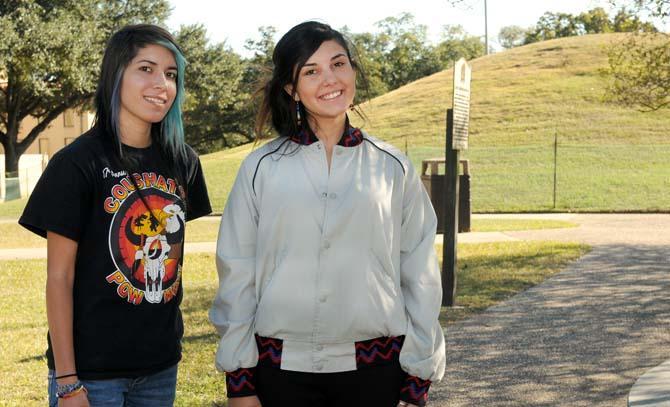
[302, 53, 348, 68]
[136, 59, 178, 70]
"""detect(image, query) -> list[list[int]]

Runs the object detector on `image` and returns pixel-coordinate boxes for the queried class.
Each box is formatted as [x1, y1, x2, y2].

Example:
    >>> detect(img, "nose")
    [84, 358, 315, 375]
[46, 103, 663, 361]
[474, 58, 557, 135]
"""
[153, 72, 168, 89]
[322, 67, 337, 85]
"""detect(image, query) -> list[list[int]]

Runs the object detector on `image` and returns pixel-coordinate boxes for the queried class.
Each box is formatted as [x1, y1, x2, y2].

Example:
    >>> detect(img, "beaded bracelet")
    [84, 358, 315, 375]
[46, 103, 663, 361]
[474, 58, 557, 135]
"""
[60, 385, 87, 399]
[56, 380, 86, 399]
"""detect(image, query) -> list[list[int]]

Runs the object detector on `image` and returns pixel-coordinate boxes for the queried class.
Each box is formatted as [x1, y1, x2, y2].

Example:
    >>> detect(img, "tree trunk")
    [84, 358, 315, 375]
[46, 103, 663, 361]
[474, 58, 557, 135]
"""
[2, 126, 20, 176]
[3, 138, 19, 176]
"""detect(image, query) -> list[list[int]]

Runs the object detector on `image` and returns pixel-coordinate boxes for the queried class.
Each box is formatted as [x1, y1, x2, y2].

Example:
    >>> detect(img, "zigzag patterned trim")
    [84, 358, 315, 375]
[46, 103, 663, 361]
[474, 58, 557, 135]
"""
[289, 125, 363, 147]
[255, 335, 283, 368]
[355, 335, 405, 368]
[338, 127, 363, 147]
[400, 375, 431, 407]
[225, 368, 257, 398]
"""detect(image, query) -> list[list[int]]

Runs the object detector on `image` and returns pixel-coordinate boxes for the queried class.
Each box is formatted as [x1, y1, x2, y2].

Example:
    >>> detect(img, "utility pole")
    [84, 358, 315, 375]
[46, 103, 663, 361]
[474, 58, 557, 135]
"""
[484, 0, 489, 54]
[446, 0, 489, 53]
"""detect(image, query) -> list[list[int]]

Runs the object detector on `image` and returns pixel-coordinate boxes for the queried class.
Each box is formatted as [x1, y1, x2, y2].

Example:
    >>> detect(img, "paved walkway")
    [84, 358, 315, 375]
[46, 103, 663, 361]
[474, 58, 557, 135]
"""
[431, 214, 670, 406]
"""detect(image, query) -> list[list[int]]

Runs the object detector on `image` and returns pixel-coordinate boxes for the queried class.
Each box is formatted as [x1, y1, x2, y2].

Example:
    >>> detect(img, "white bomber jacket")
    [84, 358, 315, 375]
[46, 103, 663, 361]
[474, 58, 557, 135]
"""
[210, 127, 446, 403]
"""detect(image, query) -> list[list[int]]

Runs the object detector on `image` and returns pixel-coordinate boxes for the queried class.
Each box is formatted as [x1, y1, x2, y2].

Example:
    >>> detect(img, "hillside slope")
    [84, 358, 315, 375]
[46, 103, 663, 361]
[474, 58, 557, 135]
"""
[353, 33, 670, 212]
[358, 33, 669, 148]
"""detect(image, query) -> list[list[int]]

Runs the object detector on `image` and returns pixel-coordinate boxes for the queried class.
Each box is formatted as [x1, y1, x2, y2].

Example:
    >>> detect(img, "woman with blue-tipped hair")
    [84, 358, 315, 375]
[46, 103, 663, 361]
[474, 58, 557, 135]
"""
[19, 24, 211, 406]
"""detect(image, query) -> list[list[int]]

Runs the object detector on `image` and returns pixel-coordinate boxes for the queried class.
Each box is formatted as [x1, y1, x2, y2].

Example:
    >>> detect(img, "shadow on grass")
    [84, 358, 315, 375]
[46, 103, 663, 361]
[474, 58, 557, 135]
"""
[18, 354, 46, 363]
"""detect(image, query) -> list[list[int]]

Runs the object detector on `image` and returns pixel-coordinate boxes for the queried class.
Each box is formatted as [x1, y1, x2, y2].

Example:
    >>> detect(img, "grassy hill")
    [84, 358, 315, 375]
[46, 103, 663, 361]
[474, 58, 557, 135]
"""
[1, 33, 668, 219]
[355, 33, 670, 212]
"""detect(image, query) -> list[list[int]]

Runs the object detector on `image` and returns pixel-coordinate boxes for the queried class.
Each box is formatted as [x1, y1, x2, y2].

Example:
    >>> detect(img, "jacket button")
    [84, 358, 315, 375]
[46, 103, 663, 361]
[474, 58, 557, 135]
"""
[316, 344, 324, 351]
[314, 363, 323, 371]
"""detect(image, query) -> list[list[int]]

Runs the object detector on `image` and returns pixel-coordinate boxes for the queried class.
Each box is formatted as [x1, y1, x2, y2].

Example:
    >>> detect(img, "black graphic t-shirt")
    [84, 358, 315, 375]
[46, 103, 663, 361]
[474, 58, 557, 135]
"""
[19, 128, 212, 379]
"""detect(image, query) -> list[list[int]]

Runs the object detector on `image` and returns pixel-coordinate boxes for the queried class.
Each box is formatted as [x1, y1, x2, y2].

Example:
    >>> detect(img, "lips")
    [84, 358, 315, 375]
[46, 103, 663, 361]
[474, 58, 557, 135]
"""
[319, 90, 343, 100]
[144, 96, 167, 105]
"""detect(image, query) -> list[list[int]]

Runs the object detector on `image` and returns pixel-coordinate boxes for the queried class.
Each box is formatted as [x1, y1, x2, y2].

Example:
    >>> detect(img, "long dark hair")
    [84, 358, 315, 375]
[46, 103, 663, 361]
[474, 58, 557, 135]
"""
[94, 24, 187, 168]
[255, 21, 369, 139]
[94, 24, 189, 208]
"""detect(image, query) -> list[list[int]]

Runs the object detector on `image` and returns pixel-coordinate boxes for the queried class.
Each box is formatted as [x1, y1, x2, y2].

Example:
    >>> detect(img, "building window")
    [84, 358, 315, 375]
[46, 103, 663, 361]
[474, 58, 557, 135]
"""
[63, 110, 75, 127]
[38, 138, 50, 155]
[64, 137, 75, 146]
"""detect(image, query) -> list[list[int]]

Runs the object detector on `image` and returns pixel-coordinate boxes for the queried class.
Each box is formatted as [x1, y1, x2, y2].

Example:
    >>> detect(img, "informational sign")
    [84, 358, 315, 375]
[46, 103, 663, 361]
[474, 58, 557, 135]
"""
[452, 58, 472, 150]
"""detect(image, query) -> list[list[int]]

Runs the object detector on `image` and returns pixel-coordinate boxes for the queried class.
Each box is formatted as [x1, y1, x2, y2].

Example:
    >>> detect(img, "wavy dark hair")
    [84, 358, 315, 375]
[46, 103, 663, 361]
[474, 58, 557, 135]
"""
[94, 24, 187, 166]
[255, 21, 369, 139]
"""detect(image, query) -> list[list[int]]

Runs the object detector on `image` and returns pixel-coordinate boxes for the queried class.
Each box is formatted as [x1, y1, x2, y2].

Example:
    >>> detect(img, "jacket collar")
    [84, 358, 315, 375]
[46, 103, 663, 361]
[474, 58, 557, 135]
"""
[289, 121, 363, 148]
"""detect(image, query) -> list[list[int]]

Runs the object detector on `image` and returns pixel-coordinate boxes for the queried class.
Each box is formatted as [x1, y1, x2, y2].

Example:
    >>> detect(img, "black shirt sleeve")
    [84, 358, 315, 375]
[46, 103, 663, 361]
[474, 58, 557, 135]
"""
[184, 147, 212, 221]
[18, 153, 92, 241]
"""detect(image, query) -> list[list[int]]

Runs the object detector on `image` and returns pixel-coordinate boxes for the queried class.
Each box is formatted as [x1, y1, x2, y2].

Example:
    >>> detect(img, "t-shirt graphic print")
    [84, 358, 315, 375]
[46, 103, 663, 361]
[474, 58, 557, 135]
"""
[105, 172, 185, 305]
[19, 129, 213, 379]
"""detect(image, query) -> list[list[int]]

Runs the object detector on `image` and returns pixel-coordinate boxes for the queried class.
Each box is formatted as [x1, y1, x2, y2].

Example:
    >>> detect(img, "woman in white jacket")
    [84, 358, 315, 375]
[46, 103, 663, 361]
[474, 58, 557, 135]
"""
[210, 21, 445, 407]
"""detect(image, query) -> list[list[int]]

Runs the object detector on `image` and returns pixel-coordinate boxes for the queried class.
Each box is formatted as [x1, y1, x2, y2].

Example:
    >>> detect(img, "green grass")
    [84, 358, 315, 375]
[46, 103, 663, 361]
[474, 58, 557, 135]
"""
[0, 222, 46, 248]
[0, 198, 28, 220]
[471, 218, 577, 232]
[0, 242, 588, 405]
[356, 34, 670, 212]
[0, 255, 228, 406]
[184, 218, 220, 244]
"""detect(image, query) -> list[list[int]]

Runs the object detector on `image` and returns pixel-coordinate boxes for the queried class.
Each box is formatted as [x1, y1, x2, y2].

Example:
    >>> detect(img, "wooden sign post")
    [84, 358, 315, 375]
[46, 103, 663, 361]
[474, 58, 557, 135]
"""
[443, 58, 472, 306]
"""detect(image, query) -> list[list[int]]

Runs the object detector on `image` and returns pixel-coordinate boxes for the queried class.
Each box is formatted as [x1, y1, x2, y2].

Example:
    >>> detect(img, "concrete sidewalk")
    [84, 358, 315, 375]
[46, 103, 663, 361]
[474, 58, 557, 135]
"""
[431, 214, 670, 406]
[0, 227, 518, 260]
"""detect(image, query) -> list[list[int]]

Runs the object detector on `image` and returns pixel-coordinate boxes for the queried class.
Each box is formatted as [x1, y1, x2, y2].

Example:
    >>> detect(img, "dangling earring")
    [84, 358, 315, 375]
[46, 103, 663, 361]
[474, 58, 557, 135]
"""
[296, 101, 302, 126]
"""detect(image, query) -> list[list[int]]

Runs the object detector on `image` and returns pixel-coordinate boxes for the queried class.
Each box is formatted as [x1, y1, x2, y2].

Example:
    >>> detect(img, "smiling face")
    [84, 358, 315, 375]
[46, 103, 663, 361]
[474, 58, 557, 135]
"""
[119, 44, 178, 135]
[289, 40, 356, 130]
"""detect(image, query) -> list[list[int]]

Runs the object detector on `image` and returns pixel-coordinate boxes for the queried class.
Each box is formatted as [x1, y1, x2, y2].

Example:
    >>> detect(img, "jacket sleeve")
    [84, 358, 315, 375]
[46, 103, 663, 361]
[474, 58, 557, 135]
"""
[209, 158, 259, 397]
[398, 162, 446, 406]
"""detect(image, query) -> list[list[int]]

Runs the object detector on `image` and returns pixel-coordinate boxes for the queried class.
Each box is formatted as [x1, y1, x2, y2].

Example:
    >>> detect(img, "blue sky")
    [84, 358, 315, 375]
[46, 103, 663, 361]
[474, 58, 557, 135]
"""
[166, 0, 666, 55]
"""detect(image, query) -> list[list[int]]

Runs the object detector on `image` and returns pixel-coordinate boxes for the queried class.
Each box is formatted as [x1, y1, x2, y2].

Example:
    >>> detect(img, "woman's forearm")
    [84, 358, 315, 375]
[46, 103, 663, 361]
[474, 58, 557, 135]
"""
[46, 231, 79, 383]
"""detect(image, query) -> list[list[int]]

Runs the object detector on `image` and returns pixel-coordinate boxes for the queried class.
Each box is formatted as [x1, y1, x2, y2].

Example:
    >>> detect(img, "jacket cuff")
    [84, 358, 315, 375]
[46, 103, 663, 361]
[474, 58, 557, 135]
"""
[226, 367, 257, 398]
[400, 374, 431, 406]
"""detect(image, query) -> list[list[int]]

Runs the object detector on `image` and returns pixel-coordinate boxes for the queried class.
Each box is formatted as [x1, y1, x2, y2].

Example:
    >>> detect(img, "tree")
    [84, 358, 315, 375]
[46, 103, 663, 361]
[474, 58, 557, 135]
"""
[523, 7, 657, 45]
[524, 12, 582, 44]
[610, 0, 670, 19]
[606, 1, 669, 110]
[606, 33, 670, 110]
[242, 25, 276, 93]
[344, 29, 390, 100]
[435, 25, 485, 62]
[578, 7, 612, 33]
[176, 25, 249, 152]
[375, 13, 441, 90]
[498, 25, 527, 49]
[611, 7, 657, 32]
[0, 0, 169, 176]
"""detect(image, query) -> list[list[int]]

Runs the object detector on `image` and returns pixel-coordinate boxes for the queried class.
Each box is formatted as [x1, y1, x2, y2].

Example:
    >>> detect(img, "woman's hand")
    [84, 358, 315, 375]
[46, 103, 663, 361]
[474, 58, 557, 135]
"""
[228, 395, 262, 407]
[58, 390, 90, 407]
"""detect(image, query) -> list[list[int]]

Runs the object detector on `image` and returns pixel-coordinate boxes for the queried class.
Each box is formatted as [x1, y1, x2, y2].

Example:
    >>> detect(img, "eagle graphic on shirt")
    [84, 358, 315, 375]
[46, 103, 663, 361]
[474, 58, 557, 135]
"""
[104, 172, 185, 305]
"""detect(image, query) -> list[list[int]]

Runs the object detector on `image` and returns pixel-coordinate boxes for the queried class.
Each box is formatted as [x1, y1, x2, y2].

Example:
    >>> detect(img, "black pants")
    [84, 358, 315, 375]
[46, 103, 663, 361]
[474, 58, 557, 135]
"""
[255, 362, 406, 407]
